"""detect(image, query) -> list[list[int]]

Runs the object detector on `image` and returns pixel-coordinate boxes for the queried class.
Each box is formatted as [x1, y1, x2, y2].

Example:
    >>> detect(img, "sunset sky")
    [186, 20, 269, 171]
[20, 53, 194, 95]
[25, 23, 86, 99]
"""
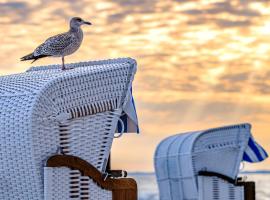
[0, 0, 270, 171]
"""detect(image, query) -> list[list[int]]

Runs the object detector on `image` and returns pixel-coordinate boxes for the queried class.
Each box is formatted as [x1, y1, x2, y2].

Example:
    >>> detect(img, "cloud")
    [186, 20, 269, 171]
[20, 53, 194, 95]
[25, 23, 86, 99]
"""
[251, 72, 270, 94]
[182, 1, 261, 17]
[106, 0, 160, 24]
[182, 1, 260, 28]
[186, 18, 252, 27]
[0, 1, 31, 23]
[0, 1, 28, 10]
[182, 9, 205, 15]
[212, 84, 243, 93]
[221, 72, 250, 82]
[112, 0, 157, 7]
[216, 19, 252, 27]
[209, 1, 260, 17]
[107, 12, 130, 23]
[254, 82, 270, 94]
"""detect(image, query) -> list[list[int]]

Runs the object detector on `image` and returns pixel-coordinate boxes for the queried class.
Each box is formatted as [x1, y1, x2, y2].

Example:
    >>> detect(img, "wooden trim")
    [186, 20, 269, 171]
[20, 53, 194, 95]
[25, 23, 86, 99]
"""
[46, 155, 137, 200]
[237, 181, 255, 200]
[198, 171, 237, 185]
[106, 154, 111, 172]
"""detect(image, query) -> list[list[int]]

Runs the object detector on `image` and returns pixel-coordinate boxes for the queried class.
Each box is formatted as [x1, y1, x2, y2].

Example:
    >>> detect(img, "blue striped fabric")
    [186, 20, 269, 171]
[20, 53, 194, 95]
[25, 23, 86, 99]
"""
[243, 137, 268, 163]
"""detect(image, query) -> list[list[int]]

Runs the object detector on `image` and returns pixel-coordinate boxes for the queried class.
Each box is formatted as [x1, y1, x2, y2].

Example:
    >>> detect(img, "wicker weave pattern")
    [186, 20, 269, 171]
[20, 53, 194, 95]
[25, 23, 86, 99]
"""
[44, 167, 71, 200]
[0, 58, 137, 200]
[192, 125, 250, 178]
[198, 176, 244, 200]
[27, 58, 132, 73]
[44, 167, 112, 200]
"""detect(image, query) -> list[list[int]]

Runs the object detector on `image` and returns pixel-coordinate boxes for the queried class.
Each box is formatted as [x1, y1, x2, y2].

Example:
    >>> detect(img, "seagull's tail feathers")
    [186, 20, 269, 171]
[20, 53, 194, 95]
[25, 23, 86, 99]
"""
[20, 53, 49, 63]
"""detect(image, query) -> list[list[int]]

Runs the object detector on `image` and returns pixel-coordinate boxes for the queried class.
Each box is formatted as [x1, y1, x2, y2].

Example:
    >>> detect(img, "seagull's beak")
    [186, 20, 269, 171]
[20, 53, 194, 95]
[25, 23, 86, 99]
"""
[84, 21, 92, 25]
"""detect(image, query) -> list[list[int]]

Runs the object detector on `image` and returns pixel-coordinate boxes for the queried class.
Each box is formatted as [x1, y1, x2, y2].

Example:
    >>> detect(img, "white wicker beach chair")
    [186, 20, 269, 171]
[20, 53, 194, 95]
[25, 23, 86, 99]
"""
[0, 58, 138, 200]
[154, 123, 260, 200]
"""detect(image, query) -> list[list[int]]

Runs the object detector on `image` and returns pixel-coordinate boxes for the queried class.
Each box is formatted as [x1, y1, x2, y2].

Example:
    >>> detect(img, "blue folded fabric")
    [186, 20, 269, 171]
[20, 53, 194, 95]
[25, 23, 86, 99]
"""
[243, 136, 268, 162]
[117, 88, 139, 134]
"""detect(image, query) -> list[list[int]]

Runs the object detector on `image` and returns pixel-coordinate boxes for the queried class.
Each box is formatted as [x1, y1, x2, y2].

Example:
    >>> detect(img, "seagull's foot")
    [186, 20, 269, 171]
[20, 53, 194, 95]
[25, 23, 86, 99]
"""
[61, 62, 74, 70]
[61, 65, 74, 70]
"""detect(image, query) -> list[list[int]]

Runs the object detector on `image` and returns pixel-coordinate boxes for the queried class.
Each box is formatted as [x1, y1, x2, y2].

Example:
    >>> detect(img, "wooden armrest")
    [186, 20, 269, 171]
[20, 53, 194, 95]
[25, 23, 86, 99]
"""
[46, 155, 137, 200]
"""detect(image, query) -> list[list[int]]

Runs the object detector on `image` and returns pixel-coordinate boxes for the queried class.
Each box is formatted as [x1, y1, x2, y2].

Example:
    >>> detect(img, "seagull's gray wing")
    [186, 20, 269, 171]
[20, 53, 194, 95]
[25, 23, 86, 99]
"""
[34, 32, 75, 56]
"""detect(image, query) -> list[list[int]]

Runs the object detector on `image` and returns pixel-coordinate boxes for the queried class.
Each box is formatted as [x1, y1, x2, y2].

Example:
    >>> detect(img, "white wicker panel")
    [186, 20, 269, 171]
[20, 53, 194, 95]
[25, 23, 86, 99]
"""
[44, 167, 71, 200]
[198, 176, 244, 200]
[0, 95, 42, 200]
[88, 177, 112, 200]
[61, 111, 120, 171]
[193, 149, 239, 179]
[44, 167, 112, 200]
[193, 125, 250, 179]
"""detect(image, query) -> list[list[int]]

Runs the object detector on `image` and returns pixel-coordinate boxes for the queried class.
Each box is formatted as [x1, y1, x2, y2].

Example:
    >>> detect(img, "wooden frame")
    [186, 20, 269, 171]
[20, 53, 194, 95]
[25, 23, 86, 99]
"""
[46, 155, 137, 200]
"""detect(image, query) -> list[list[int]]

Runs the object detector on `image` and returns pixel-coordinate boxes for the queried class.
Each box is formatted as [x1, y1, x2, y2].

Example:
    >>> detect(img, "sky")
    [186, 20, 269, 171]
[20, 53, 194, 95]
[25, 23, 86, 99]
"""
[0, 0, 270, 171]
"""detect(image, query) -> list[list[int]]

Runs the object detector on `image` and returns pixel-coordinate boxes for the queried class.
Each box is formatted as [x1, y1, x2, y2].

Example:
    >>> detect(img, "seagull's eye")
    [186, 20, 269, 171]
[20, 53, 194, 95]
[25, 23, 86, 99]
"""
[77, 18, 82, 22]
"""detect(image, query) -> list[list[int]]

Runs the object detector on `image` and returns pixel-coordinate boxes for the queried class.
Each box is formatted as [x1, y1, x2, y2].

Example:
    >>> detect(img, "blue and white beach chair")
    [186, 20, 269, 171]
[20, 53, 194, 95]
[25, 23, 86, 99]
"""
[154, 123, 267, 200]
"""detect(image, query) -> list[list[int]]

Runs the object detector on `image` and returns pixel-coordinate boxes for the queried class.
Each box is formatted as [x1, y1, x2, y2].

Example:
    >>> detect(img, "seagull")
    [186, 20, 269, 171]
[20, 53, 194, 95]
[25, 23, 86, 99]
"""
[20, 17, 91, 70]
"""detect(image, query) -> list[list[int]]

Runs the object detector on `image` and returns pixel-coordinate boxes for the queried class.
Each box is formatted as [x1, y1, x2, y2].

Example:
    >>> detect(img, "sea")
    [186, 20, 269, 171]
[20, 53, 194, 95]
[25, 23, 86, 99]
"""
[131, 172, 270, 200]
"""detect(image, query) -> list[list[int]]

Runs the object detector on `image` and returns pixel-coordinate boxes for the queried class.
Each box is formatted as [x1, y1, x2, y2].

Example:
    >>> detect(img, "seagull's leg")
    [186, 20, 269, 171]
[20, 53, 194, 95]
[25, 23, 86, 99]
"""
[61, 56, 65, 70]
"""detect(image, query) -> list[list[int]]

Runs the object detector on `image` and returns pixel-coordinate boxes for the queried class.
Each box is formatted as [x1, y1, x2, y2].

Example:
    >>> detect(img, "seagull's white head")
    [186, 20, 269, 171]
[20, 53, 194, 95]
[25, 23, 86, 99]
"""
[70, 17, 92, 29]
